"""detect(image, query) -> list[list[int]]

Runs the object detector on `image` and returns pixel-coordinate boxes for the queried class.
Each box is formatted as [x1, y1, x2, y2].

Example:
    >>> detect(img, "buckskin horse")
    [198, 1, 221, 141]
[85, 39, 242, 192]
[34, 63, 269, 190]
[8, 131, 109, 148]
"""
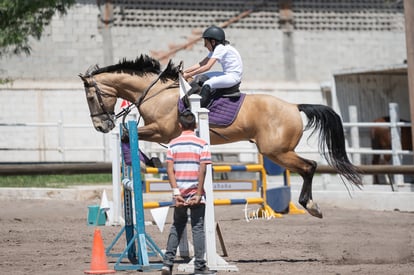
[79, 54, 362, 218]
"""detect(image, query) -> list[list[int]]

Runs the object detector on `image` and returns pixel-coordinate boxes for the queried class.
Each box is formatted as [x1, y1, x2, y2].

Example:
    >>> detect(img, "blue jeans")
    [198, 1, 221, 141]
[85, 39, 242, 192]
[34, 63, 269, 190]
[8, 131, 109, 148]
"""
[163, 204, 206, 270]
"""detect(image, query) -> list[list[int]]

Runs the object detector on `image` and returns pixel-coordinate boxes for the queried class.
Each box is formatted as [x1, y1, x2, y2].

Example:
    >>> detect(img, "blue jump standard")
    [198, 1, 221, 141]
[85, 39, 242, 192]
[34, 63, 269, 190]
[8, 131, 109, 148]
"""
[106, 121, 164, 271]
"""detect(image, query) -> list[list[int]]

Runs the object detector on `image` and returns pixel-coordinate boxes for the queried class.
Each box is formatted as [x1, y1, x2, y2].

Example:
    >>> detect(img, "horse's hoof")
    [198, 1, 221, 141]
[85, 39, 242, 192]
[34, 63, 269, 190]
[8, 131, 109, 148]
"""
[306, 200, 323, 219]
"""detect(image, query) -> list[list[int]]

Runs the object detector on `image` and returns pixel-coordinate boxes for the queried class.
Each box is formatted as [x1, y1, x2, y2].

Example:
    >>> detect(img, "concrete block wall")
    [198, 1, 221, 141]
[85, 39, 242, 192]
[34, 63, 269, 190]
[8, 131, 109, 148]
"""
[291, 30, 406, 82]
[0, 2, 103, 81]
[0, 1, 407, 83]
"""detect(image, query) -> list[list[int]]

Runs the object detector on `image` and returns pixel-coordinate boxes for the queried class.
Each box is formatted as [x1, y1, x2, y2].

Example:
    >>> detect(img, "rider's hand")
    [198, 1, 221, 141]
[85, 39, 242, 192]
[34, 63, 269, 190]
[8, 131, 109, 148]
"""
[183, 72, 191, 80]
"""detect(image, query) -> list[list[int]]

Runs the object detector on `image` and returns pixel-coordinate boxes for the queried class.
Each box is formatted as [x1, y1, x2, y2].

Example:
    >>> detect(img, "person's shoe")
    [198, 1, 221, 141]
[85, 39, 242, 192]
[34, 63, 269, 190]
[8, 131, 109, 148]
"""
[161, 265, 172, 275]
[193, 267, 216, 275]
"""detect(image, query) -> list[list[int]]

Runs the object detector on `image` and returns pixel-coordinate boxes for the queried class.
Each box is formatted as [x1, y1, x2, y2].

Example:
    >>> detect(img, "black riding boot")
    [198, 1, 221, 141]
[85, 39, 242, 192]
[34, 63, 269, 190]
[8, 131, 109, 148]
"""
[182, 81, 202, 108]
[200, 85, 212, 108]
[188, 81, 201, 96]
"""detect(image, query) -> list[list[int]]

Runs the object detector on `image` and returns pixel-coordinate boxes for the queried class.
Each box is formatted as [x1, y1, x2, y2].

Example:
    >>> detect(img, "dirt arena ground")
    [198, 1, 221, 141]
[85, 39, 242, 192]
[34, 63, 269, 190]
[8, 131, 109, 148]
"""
[0, 198, 413, 275]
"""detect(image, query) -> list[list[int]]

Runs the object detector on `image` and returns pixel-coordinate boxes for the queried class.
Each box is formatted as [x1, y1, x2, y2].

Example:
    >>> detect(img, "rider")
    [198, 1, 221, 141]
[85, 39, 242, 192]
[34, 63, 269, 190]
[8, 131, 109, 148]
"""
[183, 25, 243, 107]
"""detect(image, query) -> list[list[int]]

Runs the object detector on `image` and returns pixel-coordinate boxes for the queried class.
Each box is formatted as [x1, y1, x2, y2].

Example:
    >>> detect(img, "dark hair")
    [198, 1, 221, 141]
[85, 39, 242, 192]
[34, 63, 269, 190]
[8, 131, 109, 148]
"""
[208, 38, 229, 49]
[179, 110, 196, 130]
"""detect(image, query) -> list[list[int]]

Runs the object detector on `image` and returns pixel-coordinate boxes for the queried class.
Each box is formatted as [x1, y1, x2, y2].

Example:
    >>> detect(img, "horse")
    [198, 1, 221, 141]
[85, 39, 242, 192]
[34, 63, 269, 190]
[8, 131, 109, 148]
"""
[371, 116, 412, 184]
[79, 54, 362, 218]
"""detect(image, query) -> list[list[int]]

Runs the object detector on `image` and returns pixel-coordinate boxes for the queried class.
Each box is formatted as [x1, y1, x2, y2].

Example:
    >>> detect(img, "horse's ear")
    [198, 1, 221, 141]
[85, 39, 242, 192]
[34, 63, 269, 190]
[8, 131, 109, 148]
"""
[178, 61, 184, 73]
[78, 73, 86, 82]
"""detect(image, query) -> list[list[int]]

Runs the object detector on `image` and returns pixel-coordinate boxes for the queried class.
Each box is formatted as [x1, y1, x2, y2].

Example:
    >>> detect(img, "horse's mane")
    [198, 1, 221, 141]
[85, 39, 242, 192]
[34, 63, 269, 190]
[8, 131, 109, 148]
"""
[84, 54, 180, 82]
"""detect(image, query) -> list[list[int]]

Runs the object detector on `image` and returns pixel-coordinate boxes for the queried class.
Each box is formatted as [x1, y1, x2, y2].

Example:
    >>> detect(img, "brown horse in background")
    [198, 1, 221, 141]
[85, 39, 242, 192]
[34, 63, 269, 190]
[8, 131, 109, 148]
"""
[371, 116, 412, 184]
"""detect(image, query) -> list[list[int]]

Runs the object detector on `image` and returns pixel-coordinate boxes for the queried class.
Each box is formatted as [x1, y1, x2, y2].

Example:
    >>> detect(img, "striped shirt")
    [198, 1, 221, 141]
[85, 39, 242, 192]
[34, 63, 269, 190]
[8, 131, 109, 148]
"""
[166, 130, 212, 199]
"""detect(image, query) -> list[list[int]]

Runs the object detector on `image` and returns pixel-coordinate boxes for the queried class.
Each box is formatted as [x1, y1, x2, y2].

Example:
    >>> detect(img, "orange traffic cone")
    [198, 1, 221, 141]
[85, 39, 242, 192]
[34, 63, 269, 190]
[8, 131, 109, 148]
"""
[84, 228, 116, 274]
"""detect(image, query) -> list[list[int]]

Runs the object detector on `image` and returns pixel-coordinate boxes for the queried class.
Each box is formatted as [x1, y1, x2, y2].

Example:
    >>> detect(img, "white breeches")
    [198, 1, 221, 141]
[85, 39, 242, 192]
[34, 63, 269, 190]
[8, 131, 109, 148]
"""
[202, 71, 241, 89]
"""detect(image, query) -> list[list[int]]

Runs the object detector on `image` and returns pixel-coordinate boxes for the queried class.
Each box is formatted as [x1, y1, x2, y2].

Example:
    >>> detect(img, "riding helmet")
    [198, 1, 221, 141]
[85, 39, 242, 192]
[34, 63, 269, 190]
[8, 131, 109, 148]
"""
[202, 25, 225, 42]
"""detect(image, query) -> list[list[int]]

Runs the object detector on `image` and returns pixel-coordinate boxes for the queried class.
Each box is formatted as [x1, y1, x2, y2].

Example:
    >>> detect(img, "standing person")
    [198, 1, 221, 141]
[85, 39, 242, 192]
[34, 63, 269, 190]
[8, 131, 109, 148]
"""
[161, 110, 214, 275]
[183, 25, 243, 107]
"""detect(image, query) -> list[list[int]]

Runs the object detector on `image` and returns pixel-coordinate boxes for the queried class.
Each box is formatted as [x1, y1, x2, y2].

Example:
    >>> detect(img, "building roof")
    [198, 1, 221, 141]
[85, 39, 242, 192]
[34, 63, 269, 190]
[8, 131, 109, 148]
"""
[333, 63, 407, 76]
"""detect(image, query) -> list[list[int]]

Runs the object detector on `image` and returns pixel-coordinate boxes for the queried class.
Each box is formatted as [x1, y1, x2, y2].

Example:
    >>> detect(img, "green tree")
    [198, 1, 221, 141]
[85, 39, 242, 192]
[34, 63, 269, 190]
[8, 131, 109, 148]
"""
[0, 0, 76, 57]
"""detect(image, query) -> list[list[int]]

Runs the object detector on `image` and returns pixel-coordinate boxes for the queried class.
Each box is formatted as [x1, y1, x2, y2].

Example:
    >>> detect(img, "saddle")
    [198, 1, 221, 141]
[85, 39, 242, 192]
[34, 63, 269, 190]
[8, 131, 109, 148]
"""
[185, 75, 241, 108]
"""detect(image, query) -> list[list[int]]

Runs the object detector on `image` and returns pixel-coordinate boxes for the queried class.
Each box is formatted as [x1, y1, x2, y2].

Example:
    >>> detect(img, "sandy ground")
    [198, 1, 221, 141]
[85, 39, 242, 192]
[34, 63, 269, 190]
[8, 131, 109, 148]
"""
[0, 198, 413, 275]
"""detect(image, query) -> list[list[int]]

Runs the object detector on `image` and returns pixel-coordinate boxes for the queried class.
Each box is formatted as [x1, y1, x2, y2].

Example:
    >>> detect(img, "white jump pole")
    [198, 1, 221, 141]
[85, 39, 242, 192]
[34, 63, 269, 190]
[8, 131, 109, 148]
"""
[348, 105, 361, 165]
[110, 131, 122, 225]
[177, 94, 238, 272]
[389, 102, 403, 188]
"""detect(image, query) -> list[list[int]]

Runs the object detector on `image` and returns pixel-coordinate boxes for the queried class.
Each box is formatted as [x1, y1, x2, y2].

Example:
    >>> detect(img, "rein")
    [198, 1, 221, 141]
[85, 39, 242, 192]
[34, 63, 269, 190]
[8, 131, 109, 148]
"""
[116, 65, 175, 121]
[135, 65, 170, 108]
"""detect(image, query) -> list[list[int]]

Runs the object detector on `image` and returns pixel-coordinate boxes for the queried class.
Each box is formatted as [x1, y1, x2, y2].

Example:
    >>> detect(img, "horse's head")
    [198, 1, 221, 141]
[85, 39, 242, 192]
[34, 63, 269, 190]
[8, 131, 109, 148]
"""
[79, 55, 182, 134]
[79, 73, 117, 133]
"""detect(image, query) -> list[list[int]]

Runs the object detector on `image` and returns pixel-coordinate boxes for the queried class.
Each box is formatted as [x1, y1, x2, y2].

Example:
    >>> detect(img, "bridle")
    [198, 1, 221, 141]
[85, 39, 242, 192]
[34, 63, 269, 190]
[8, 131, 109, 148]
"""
[83, 78, 117, 127]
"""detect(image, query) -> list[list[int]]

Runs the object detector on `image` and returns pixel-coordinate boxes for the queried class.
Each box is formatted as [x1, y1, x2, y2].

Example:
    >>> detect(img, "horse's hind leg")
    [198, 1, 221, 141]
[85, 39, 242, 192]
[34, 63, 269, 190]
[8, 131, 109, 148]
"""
[264, 151, 322, 218]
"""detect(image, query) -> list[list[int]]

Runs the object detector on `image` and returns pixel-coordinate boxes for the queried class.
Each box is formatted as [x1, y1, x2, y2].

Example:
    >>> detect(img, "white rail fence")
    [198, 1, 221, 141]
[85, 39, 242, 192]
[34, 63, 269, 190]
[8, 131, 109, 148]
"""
[0, 110, 112, 162]
[2, 123, 106, 152]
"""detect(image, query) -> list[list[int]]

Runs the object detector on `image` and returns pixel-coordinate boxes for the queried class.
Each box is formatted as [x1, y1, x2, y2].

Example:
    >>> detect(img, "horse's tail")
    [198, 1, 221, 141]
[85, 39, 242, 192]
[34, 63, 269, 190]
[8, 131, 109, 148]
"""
[298, 104, 362, 187]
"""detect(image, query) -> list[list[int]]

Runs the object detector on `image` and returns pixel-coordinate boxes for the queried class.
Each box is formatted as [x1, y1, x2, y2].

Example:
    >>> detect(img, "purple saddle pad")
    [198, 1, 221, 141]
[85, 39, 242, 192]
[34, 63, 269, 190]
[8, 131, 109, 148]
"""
[179, 94, 245, 126]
